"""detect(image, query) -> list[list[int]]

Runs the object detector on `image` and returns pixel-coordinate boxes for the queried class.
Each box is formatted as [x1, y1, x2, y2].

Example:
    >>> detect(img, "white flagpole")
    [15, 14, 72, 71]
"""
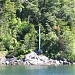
[39, 26, 41, 50]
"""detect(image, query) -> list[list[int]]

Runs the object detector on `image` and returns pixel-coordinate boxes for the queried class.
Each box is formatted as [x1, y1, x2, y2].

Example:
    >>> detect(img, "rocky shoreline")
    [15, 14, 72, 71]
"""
[0, 52, 74, 66]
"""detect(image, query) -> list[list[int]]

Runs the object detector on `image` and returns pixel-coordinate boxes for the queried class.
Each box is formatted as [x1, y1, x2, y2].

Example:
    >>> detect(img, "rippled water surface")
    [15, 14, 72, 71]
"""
[0, 65, 75, 75]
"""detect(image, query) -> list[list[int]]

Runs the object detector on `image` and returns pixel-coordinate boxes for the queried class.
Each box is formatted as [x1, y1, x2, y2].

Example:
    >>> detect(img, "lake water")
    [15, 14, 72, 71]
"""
[0, 65, 75, 75]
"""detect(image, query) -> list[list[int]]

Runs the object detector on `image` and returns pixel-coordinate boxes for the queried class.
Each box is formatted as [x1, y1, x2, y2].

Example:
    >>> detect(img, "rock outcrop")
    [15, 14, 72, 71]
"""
[0, 51, 71, 65]
[23, 52, 61, 65]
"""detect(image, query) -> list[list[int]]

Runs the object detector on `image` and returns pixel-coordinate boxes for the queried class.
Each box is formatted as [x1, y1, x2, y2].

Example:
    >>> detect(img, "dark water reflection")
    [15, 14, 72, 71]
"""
[0, 65, 75, 75]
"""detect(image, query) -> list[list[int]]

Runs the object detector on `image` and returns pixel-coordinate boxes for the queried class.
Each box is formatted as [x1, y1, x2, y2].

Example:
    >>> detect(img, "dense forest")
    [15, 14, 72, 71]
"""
[0, 0, 75, 62]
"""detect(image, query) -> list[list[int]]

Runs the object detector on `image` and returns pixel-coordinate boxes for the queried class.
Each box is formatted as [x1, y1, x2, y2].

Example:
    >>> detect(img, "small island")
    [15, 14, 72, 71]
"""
[0, 0, 75, 67]
[0, 0, 75, 75]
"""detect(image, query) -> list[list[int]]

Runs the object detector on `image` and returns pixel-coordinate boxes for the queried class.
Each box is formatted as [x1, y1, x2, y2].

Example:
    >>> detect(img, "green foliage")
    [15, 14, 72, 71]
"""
[41, 30, 58, 58]
[0, 51, 8, 57]
[0, 0, 75, 62]
[61, 31, 75, 62]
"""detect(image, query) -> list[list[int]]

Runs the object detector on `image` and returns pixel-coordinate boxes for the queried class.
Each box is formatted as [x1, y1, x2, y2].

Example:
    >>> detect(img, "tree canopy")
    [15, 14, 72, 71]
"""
[0, 0, 75, 62]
